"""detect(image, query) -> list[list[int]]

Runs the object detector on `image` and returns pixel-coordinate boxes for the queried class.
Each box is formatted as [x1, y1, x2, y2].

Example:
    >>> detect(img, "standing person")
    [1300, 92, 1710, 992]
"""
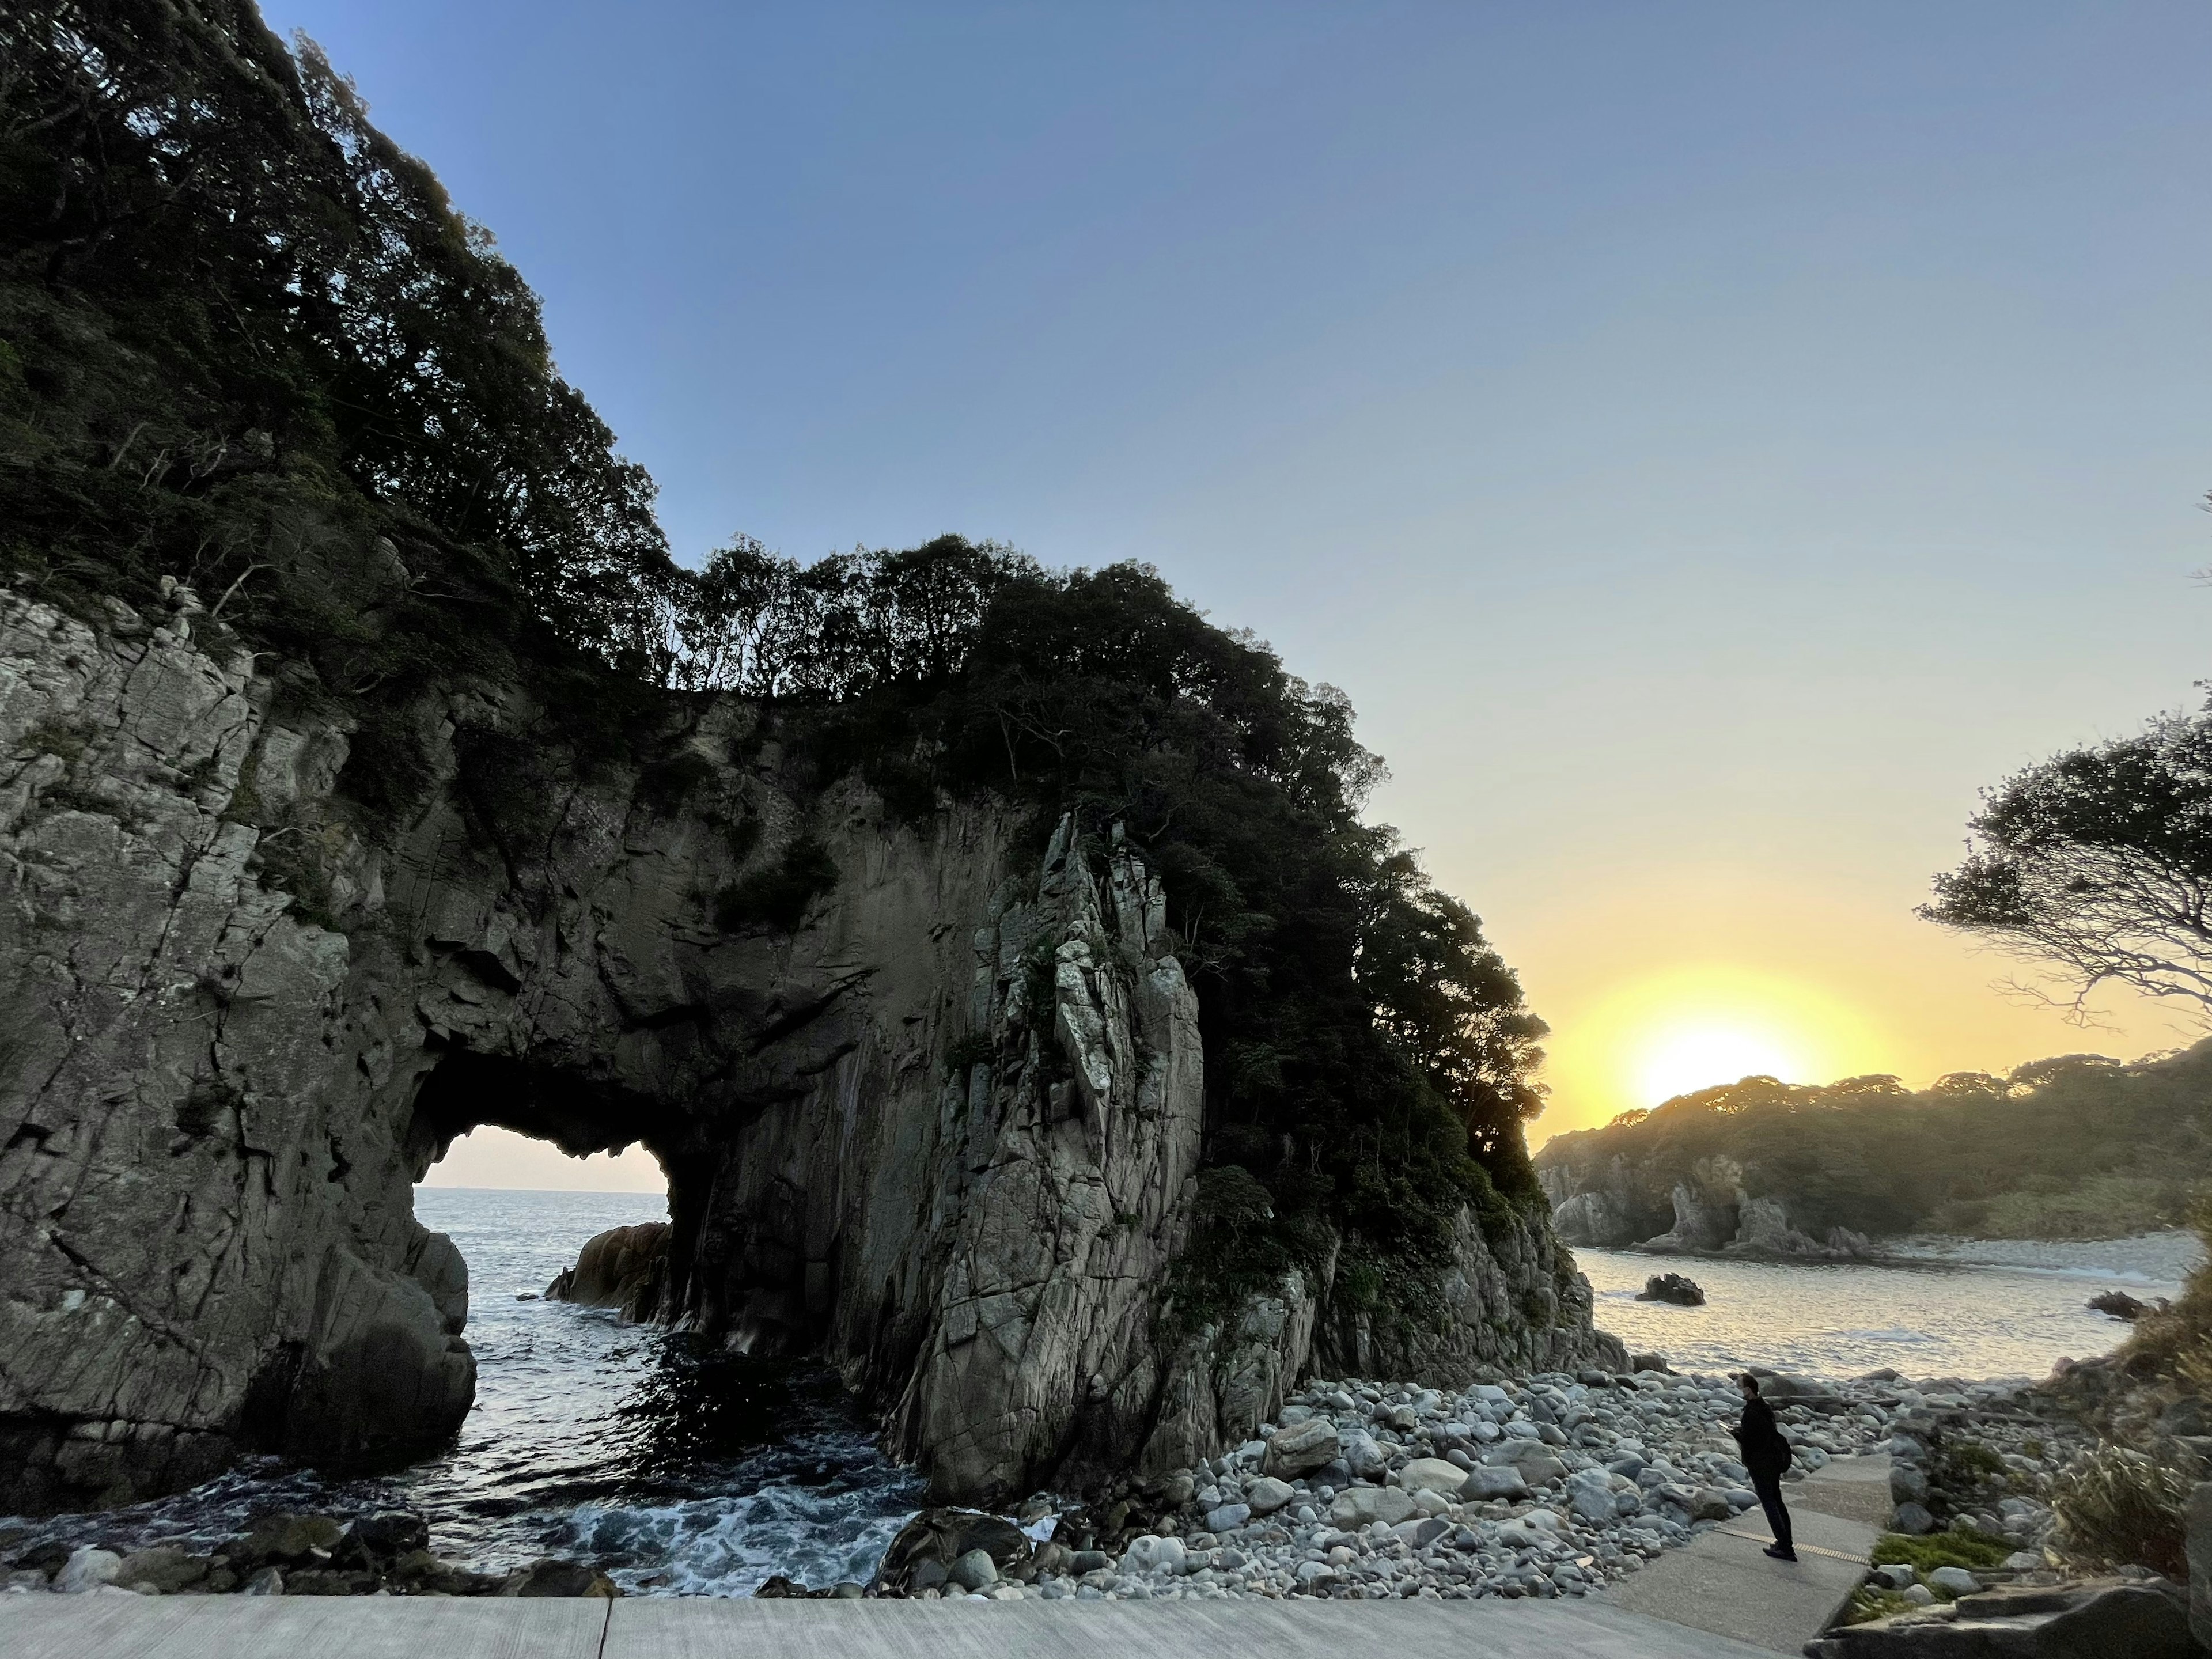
[1729, 1371, 1797, 1560]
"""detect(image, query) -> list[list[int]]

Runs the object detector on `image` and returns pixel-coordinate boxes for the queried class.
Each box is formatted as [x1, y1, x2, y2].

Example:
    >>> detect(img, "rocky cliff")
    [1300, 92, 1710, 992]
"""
[0, 585, 1617, 1515]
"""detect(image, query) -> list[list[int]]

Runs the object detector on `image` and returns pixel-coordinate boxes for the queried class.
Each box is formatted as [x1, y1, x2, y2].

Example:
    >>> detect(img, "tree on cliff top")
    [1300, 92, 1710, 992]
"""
[676, 537, 1554, 1264]
[1921, 700, 2212, 1024]
[1, 0, 681, 688]
[1, 3, 1553, 1298]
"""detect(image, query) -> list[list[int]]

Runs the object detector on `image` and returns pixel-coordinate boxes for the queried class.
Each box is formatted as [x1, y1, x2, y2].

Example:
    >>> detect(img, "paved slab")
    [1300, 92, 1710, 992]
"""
[0, 1593, 611, 1659]
[606, 1595, 1781, 1659]
[1600, 1457, 1884, 1656]
[1792, 1452, 1895, 1531]
[1, 1590, 1778, 1659]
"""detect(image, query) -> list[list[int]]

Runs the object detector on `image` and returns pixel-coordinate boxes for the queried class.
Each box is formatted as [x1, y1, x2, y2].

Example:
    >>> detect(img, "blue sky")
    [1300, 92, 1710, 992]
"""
[269, 2, 2212, 1164]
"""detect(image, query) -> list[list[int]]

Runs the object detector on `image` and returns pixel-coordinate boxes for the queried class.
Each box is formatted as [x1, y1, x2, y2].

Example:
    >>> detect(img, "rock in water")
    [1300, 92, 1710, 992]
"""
[873, 1508, 1031, 1596]
[545, 1223, 670, 1321]
[2088, 1289, 2147, 1320]
[502, 1559, 621, 1597]
[54, 1547, 121, 1593]
[1635, 1273, 1706, 1306]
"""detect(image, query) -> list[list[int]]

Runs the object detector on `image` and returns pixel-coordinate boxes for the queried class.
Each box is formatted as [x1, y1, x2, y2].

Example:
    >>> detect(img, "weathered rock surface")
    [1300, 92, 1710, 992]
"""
[546, 1222, 670, 1321]
[0, 587, 1618, 1514]
[2188, 1481, 2212, 1650]
[1808, 1578, 2202, 1658]
[1541, 1150, 1878, 1259]
[1635, 1272, 1705, 1306]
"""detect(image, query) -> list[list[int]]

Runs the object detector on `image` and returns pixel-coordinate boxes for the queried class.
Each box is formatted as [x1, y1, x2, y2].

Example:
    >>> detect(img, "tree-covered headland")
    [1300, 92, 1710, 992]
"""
[2, 2, 1551, 1338]
[1537, 1046, 2212, 1242]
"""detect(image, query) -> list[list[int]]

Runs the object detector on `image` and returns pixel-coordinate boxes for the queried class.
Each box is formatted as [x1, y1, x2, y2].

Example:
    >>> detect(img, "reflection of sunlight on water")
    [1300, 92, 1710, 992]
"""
[1579, 1248, 2183, 1378]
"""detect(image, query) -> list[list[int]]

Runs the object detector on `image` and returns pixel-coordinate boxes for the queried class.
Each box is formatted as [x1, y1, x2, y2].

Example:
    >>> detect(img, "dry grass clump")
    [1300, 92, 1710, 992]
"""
[2049, 1445, 2193, 1581]
[2115, 1201, 2212, 1375]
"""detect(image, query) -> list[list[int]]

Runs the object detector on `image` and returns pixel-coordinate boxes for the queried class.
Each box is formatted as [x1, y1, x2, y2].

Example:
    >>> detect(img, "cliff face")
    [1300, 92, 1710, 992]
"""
[0, 586, 1617, 1515]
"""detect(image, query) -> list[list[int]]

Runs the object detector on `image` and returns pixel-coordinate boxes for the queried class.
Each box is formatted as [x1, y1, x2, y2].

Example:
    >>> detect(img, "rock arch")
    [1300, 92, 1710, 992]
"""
[0, 590, 1619, 1516]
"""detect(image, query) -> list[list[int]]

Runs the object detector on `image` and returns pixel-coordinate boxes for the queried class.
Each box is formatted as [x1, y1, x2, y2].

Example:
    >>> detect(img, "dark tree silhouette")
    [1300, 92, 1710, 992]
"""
[1922, 705, 2212, 1022]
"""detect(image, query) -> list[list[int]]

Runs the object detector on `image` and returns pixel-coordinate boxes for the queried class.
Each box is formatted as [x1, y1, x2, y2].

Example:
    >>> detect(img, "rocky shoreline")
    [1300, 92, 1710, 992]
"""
[5, 1358, 2093, 1609]
[885, 1364, 2093, 1605]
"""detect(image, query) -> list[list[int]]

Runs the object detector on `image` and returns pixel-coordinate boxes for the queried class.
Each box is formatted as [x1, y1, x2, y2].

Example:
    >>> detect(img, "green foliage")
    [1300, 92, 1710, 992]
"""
[1869, 1529, 2014, 1575]
[1539, 1043, 2212, 1239]
[941, 1032, 997, 1080]
[1193, 1165, 1276, 1238]
[1, 4, 1555, 1324]
[2, 0, 682, 825]
[2050, 1445, 2192, 1580]
[713, 836, 839, 933]
[1922, 699, 2212, 1021]
[1842, 1585, 1921, 1624]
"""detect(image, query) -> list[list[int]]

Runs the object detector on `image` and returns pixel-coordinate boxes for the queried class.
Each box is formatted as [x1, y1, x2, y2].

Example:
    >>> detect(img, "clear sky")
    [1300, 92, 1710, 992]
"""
[264, 2, 2212, 1187]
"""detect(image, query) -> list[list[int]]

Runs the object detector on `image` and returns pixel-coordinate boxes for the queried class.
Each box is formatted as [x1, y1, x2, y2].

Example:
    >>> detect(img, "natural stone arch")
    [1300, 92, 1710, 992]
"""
[0, 591, 1620, 1516]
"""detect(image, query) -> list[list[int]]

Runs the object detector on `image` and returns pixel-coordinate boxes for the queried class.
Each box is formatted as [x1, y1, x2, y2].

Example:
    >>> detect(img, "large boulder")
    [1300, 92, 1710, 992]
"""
[872, 1508, 1031, 1596]
[1808, 1580, 2200, 1658]
[1636, 1273, 1706, 1306]
[1331, 1486, 1416, 1529]
[2189, 1482, 2212, 1650]
[1397, 1457, 1470, 1497]
[1262, 1416, 1340, 1478]
[546, 1223, 670, 1322]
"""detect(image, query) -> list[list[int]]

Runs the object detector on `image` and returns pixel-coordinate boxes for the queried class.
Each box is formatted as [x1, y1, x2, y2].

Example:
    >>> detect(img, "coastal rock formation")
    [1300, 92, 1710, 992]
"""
[1542, 1152, 1877, 1260]
[546, 1224, 670, 1321]
[0, 588, 1616, 1514]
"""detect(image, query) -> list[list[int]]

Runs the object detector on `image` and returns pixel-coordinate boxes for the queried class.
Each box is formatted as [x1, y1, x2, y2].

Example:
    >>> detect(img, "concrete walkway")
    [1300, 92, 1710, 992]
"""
[3, 1589, 1784, 1659]
[1600, 1455, 1886, 1655]
[2, 1459, 1893, 1659]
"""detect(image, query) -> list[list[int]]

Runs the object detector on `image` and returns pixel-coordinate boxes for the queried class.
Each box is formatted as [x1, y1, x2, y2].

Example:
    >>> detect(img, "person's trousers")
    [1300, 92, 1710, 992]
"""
[1752, 1468, 1793, 1552]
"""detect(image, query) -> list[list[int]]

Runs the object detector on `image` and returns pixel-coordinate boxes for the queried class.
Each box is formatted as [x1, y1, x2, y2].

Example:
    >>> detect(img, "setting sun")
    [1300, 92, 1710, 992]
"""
[1540, 961, 1893, 1132]
[1633, 1022, 1809, 1107]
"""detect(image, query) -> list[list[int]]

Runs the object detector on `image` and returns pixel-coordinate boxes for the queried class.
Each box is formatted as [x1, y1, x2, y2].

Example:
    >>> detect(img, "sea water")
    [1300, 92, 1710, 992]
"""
[1579, 1235, 2195, 1380]
[6, 1190, 2195, 1592]
[3, 1188, 921, 1596]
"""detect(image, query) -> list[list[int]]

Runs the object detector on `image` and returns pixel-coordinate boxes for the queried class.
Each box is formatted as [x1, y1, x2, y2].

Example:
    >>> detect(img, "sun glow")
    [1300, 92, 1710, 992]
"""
[1550, 963, 1890, 1126]
[1634, 1022, 1809, 1106]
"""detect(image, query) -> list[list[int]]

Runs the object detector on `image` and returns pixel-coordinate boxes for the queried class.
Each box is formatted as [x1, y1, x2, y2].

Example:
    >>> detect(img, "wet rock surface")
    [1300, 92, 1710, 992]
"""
[0, 1507, 616, 1598]
[545, 1224, 669, 1321]
[1636, 1274, 1705, 1306]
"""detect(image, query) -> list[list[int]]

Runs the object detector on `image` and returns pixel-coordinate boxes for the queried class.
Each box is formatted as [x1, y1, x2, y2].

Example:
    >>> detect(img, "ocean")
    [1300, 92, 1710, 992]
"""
[6, 1188, 2194, 1592]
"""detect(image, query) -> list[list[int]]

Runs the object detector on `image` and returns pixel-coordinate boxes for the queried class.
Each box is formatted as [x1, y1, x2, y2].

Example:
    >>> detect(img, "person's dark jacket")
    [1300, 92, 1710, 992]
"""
[1731, 1393, 1794, 1478]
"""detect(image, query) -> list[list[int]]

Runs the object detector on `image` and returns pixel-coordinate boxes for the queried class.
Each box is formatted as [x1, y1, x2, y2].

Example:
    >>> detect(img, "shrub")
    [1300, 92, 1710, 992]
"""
[941, 1032, 997, 1080]
[2050, 1445, 2192, 1580]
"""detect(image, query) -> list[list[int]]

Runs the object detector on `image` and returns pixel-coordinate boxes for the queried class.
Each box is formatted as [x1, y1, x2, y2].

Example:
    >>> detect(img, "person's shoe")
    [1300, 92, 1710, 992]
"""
[1763, 1545, 1797, 1561]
